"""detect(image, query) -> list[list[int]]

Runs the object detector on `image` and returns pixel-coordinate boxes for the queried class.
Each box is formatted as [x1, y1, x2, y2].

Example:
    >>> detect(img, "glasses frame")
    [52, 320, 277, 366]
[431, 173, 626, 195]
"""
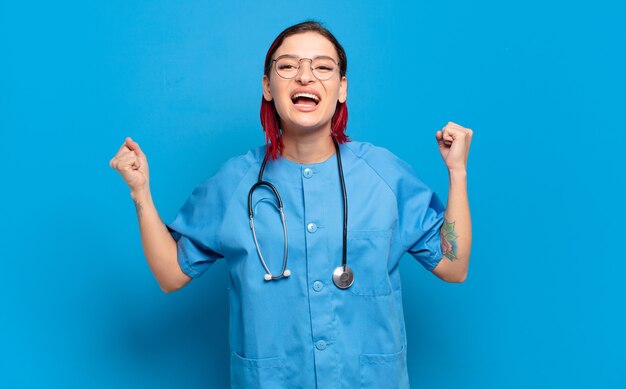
[272, 55, 340, 81]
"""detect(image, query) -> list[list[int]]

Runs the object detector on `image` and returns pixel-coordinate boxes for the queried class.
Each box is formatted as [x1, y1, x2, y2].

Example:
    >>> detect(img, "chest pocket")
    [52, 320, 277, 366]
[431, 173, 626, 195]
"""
[347, 229, 393, 296]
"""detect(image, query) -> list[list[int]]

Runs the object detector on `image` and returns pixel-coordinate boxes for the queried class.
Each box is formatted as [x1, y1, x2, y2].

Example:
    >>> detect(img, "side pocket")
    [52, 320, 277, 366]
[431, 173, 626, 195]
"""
[231, 352, 285, 389]
[359, 345, 409, 389]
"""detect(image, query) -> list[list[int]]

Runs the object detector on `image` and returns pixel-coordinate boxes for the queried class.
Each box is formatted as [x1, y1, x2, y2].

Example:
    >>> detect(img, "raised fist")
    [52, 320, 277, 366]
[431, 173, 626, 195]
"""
[435, 121, 473, 172]
[109, 137, 150, 197]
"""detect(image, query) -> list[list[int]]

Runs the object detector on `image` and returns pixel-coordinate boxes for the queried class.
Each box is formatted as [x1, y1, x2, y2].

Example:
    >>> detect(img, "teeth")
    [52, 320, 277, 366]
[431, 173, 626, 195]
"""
[291, 92, 320, 102]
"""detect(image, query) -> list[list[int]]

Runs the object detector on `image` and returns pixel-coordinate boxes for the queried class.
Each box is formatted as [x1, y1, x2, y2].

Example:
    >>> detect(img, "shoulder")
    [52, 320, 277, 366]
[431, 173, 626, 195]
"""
[343, 140, 434, 201]
[193, 144, 264, 194]
[343, 140, 417, 178]
[217, 144, 264, 177]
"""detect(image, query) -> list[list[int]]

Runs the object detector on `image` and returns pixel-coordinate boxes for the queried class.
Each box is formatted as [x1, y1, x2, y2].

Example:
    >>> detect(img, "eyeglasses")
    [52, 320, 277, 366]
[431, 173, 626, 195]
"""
[272, 55, 340, 81]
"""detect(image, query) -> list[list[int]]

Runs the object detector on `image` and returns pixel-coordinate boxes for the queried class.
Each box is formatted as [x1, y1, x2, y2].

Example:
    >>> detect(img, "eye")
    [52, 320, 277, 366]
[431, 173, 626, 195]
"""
[276, 59, 299, 70]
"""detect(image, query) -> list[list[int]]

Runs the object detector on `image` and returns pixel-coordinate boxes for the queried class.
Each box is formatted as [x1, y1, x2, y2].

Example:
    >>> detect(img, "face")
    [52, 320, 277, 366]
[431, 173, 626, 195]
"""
[262, 32, 347, 135]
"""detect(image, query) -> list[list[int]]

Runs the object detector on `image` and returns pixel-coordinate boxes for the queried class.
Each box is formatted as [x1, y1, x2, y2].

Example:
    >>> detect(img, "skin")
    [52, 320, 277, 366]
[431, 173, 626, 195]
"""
[431, 122, 473, 282]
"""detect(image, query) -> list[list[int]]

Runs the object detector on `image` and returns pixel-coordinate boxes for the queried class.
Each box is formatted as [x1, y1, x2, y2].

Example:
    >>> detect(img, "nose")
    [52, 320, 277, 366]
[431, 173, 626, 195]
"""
[295, 59, 315, 84]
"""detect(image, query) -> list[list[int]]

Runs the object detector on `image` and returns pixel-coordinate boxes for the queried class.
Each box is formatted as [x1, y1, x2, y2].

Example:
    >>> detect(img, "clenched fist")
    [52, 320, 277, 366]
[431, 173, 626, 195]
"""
[436, 121, 473, 172]
[109, 137, 150, 198]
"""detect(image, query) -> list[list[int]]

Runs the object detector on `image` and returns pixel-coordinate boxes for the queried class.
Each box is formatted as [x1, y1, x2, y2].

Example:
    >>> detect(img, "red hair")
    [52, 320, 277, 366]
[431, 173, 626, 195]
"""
[260, 21, 349, 160]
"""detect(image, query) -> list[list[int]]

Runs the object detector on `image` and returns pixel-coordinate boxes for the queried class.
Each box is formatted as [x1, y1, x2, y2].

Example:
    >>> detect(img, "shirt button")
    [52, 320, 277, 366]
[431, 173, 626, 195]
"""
[315, 340, 327, 350]
[313, 281, 324, 292]
[303, 168, 313, 178]
[307, 223, 317, 233]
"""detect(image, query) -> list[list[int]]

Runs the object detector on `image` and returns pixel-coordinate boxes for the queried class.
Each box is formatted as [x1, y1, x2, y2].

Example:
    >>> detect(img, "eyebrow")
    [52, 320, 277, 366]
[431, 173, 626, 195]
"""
[274, 54, 338, 62]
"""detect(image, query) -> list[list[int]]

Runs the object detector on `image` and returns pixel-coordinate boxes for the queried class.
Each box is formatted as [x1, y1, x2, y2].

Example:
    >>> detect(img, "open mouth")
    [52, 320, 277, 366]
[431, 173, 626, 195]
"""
[291, 92, 320, 107]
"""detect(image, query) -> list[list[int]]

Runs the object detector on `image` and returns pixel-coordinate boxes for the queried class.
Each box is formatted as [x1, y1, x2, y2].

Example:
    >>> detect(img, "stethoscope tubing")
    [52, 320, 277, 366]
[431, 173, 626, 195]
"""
[248, 180, 290, 280]
[335, 140, 348, 269]
[248, 138, 350, 286]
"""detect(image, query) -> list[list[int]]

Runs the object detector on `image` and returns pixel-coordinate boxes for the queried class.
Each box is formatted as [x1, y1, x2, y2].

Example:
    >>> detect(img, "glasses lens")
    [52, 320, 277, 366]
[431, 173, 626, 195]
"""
[275, 58, 299, 79]
[311, 58, 337, 80]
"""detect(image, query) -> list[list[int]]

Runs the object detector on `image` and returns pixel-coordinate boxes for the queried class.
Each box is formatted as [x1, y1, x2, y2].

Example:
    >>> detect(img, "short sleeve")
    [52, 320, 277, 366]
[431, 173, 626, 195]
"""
[166, 178, 225, 279]
[404, 186, 446, 272]
[388, 155, 446, 271]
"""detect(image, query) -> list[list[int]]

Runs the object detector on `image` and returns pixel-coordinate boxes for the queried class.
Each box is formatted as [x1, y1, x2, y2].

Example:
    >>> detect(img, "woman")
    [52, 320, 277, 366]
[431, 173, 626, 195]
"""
[110, 21, 472, 389]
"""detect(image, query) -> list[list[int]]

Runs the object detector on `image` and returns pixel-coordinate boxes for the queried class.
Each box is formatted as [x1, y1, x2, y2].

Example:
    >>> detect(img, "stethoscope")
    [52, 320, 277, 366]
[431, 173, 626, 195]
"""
[247, 138, 354, 289]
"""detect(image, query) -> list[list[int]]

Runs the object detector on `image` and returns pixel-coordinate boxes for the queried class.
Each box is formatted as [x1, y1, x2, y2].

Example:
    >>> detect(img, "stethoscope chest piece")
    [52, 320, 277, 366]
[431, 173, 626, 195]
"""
[332, 265, 354, 289]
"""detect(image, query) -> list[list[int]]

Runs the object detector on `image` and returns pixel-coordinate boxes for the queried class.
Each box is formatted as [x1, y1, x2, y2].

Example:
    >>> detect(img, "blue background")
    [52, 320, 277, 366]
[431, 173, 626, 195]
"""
[1, 0, 625, 388]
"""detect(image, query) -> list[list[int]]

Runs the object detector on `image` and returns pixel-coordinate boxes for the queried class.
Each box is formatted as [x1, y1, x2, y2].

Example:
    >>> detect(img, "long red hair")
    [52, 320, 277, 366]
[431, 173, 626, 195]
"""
[260, 21, 349, 160]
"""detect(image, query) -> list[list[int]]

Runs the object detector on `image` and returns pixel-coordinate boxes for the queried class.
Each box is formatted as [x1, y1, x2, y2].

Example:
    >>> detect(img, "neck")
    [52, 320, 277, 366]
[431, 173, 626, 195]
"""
[281, 127, 335, 164]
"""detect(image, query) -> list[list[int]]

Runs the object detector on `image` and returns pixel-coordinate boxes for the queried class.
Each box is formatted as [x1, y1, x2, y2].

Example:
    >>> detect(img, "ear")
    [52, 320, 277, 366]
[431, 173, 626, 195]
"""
[262, 75, 272, 102]
[338, 76, 347, 103]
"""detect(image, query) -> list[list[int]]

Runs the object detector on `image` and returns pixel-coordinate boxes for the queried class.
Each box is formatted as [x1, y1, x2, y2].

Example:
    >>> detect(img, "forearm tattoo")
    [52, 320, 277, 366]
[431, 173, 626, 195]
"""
[441, 218, 458, 261]
[134, 200, 143, 219]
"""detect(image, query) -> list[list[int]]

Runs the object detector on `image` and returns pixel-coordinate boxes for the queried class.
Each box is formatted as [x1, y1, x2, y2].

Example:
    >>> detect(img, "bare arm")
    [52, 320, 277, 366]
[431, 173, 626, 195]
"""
[110, 137, 191, 293]
[432, 169, 471, 283]
[431, 122, 473, 283]
[132, 189, 191, 293]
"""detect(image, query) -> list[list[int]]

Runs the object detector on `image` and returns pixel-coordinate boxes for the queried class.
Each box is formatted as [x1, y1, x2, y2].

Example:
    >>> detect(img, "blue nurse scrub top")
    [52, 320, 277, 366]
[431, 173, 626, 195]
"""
[166, 140, 446, 389]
